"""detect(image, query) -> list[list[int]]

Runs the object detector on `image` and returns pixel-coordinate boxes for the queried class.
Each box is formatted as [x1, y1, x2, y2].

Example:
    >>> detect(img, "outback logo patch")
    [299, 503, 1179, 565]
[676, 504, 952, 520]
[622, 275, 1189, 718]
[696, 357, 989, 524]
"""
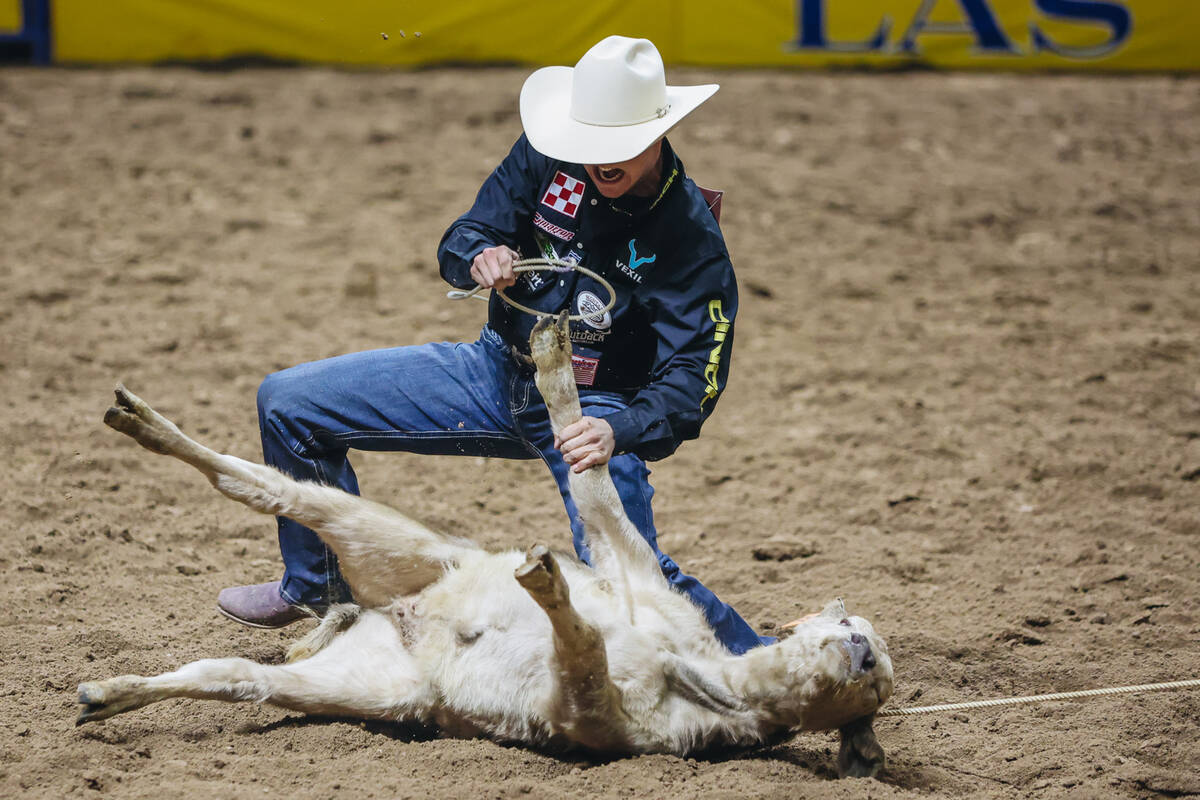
[533, 212, 575, 242]
[576, 290, 611, 331]
[571, 354, 599, 387]
[540, 171, 585, 219]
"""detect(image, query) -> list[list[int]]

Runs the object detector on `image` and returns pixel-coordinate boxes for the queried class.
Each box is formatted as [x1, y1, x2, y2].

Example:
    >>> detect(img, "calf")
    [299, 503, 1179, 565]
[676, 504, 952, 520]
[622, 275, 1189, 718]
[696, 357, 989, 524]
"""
[77, 314, 893, 777]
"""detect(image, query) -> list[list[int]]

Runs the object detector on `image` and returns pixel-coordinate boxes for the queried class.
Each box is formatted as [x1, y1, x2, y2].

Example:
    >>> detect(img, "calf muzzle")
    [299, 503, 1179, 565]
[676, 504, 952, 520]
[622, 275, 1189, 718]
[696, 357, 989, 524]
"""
[844, 633, 876, 674]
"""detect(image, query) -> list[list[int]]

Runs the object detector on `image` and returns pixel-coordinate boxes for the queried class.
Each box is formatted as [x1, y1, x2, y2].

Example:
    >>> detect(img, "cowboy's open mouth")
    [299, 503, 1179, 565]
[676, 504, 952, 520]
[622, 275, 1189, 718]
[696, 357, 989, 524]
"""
[597, 167, 624, 183]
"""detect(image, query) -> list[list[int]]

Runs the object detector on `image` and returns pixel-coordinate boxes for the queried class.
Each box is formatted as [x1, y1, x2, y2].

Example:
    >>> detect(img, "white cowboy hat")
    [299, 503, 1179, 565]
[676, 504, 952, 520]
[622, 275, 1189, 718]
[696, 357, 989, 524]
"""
[519, 36, 718, 165]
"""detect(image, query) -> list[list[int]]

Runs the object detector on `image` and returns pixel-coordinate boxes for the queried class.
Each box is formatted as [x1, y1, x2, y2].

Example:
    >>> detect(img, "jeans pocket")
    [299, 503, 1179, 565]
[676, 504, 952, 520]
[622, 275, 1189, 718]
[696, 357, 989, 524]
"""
[509, 372, 532, 415]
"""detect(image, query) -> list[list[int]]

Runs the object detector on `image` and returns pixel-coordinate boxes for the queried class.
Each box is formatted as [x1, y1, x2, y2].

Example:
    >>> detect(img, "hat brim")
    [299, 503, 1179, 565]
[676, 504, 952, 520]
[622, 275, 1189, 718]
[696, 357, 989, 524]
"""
[520, 66, 718, 165]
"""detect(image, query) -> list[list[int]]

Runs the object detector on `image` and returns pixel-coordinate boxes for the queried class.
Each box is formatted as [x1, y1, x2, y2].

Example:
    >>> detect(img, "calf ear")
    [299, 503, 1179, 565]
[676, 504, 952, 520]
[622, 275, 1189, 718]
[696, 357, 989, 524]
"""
[820, 597, 848, 620]
[837, 714, 885, 779]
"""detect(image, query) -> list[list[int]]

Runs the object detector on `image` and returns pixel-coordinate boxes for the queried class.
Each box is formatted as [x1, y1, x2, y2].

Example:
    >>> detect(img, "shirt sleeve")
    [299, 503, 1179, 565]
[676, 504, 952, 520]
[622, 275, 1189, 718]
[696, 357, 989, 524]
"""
[604, 249, 738, 461]
[437, 134, 549, 289]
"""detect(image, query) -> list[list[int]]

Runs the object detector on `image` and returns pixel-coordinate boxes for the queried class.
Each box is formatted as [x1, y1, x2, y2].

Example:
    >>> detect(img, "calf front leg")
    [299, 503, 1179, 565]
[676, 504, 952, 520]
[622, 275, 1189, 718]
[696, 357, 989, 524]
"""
[514, 544, 630, 751]
[103, 385, 477, 605]
[528, 314, 663, 589]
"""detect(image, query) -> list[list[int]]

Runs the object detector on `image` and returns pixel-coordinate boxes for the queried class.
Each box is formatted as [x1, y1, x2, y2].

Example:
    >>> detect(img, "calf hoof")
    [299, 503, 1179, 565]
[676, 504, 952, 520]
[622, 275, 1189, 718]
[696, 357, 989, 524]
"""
[528, 312, 571, 371]
[103, 385, 179, 455]
[77, 681, 116, 725]
[514, 544, 568, 608]
[514, 543, 556, 586]
[76, 678, 146, 725]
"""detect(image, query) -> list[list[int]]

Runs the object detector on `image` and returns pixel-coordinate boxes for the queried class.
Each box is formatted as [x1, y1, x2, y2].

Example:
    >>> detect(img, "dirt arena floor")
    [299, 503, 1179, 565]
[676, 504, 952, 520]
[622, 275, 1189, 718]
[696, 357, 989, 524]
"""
[1, 64, 1197, 799]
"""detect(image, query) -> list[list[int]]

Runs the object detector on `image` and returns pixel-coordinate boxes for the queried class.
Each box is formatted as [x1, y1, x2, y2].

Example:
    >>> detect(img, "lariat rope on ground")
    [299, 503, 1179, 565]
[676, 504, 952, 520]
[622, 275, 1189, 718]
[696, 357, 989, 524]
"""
[447, 258, 616, 322]
[876, 678, 1200, 717]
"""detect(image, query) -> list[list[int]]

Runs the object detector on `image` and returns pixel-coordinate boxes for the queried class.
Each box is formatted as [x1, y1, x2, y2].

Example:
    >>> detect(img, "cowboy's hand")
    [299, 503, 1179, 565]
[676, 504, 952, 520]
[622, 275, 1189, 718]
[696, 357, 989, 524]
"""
[470, 245, 519, 290]
[556, 416, 615, 473]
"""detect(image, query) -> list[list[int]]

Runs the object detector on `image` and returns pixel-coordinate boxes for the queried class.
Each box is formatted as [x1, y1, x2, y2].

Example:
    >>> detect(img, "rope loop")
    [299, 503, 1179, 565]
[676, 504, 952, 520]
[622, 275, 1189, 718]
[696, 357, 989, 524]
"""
[446, 258, 615, 322]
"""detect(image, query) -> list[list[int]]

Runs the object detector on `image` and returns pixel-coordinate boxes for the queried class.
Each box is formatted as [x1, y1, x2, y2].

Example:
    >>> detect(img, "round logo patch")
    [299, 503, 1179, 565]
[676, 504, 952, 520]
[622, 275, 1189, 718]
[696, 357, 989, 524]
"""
[576, 290, 611, 331]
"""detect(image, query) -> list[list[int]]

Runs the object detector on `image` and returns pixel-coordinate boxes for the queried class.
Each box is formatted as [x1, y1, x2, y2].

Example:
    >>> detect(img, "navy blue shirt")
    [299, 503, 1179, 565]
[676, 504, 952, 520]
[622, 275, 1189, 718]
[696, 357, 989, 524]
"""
[438, 135, 737, 462]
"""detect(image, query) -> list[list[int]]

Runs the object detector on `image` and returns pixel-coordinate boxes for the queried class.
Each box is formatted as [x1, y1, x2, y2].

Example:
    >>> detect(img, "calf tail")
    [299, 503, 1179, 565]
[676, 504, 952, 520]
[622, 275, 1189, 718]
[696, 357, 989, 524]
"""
[286, 604, 362, 663]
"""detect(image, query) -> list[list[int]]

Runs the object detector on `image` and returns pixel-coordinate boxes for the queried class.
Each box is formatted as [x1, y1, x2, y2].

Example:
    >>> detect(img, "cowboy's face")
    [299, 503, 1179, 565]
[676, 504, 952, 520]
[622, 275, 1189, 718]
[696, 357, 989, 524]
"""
[584, 139, 664, 199]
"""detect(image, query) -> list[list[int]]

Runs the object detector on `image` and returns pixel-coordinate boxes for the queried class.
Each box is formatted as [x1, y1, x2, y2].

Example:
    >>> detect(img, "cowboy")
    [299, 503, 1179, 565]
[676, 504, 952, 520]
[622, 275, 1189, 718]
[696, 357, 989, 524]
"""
[219, 36, 772, 654]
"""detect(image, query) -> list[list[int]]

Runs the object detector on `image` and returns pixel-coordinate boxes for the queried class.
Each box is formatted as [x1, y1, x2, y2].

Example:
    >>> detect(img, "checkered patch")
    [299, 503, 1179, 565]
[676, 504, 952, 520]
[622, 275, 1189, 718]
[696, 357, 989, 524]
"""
[540, 171, 585, 219]
[571, 354, 599, 386]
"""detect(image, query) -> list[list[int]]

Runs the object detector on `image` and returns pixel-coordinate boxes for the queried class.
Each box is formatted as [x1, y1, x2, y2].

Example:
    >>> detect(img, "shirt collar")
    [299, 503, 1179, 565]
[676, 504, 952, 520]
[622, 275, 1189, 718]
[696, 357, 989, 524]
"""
[607, 137, 683, 218]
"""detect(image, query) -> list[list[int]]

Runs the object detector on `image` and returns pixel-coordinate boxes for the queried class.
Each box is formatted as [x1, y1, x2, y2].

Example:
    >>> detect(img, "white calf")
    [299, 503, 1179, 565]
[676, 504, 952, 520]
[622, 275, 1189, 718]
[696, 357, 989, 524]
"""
[77, 314, 893, 777]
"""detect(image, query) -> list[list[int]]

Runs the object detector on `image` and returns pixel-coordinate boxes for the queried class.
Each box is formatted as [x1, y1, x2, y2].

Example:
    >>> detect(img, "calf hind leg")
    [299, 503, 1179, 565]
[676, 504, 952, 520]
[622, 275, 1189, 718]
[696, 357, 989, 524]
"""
[104, 385, 477, 604]
[514, 544, 630, 751]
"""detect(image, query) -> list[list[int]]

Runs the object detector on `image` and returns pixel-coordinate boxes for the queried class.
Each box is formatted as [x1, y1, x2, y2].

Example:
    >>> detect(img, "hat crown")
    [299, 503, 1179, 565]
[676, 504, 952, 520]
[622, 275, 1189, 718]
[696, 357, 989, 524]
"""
[569, 36, 670, 128]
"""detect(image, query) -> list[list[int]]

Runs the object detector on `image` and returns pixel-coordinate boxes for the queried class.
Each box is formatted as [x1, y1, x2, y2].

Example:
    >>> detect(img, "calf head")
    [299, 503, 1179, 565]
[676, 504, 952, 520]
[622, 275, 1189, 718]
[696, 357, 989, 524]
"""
[775, 599, 893, 777]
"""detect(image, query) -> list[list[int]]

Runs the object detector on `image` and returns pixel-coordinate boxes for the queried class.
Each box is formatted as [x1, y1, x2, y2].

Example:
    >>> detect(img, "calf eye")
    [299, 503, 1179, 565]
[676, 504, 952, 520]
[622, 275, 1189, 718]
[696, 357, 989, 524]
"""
[839, 618, 851, 626]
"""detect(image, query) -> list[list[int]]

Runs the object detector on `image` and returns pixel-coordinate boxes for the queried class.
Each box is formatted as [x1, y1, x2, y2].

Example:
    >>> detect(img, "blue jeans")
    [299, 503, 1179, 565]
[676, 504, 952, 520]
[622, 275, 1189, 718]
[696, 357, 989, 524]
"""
[256, 326, 769, 654]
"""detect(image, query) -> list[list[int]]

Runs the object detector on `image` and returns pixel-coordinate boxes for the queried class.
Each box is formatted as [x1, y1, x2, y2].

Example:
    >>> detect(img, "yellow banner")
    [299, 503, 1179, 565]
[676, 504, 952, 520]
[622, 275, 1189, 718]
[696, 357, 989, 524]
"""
[0, 0, 21, 34]
[53, 0, 1199, 71]
[53, 0, 673, 66]
[685, 0, 1192, 71]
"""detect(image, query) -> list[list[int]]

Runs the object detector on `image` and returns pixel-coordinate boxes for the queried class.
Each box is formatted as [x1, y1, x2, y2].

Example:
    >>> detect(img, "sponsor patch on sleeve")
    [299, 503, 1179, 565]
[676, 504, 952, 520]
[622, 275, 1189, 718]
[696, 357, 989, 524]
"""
[533, 211, 575, 242]
[540, 171, 585, 219]
[701, 298, 731, 408]
[570, 354, 599, 386]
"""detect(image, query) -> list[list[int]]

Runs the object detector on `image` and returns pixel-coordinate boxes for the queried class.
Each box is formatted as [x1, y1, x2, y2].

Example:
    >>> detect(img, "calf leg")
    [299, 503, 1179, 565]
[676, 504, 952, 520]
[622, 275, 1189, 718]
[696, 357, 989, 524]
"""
[514, 544, 630, 751]
[104, 386, 477, 606]
[78, 610, 429, 724]
[528, 314, 663, 591]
